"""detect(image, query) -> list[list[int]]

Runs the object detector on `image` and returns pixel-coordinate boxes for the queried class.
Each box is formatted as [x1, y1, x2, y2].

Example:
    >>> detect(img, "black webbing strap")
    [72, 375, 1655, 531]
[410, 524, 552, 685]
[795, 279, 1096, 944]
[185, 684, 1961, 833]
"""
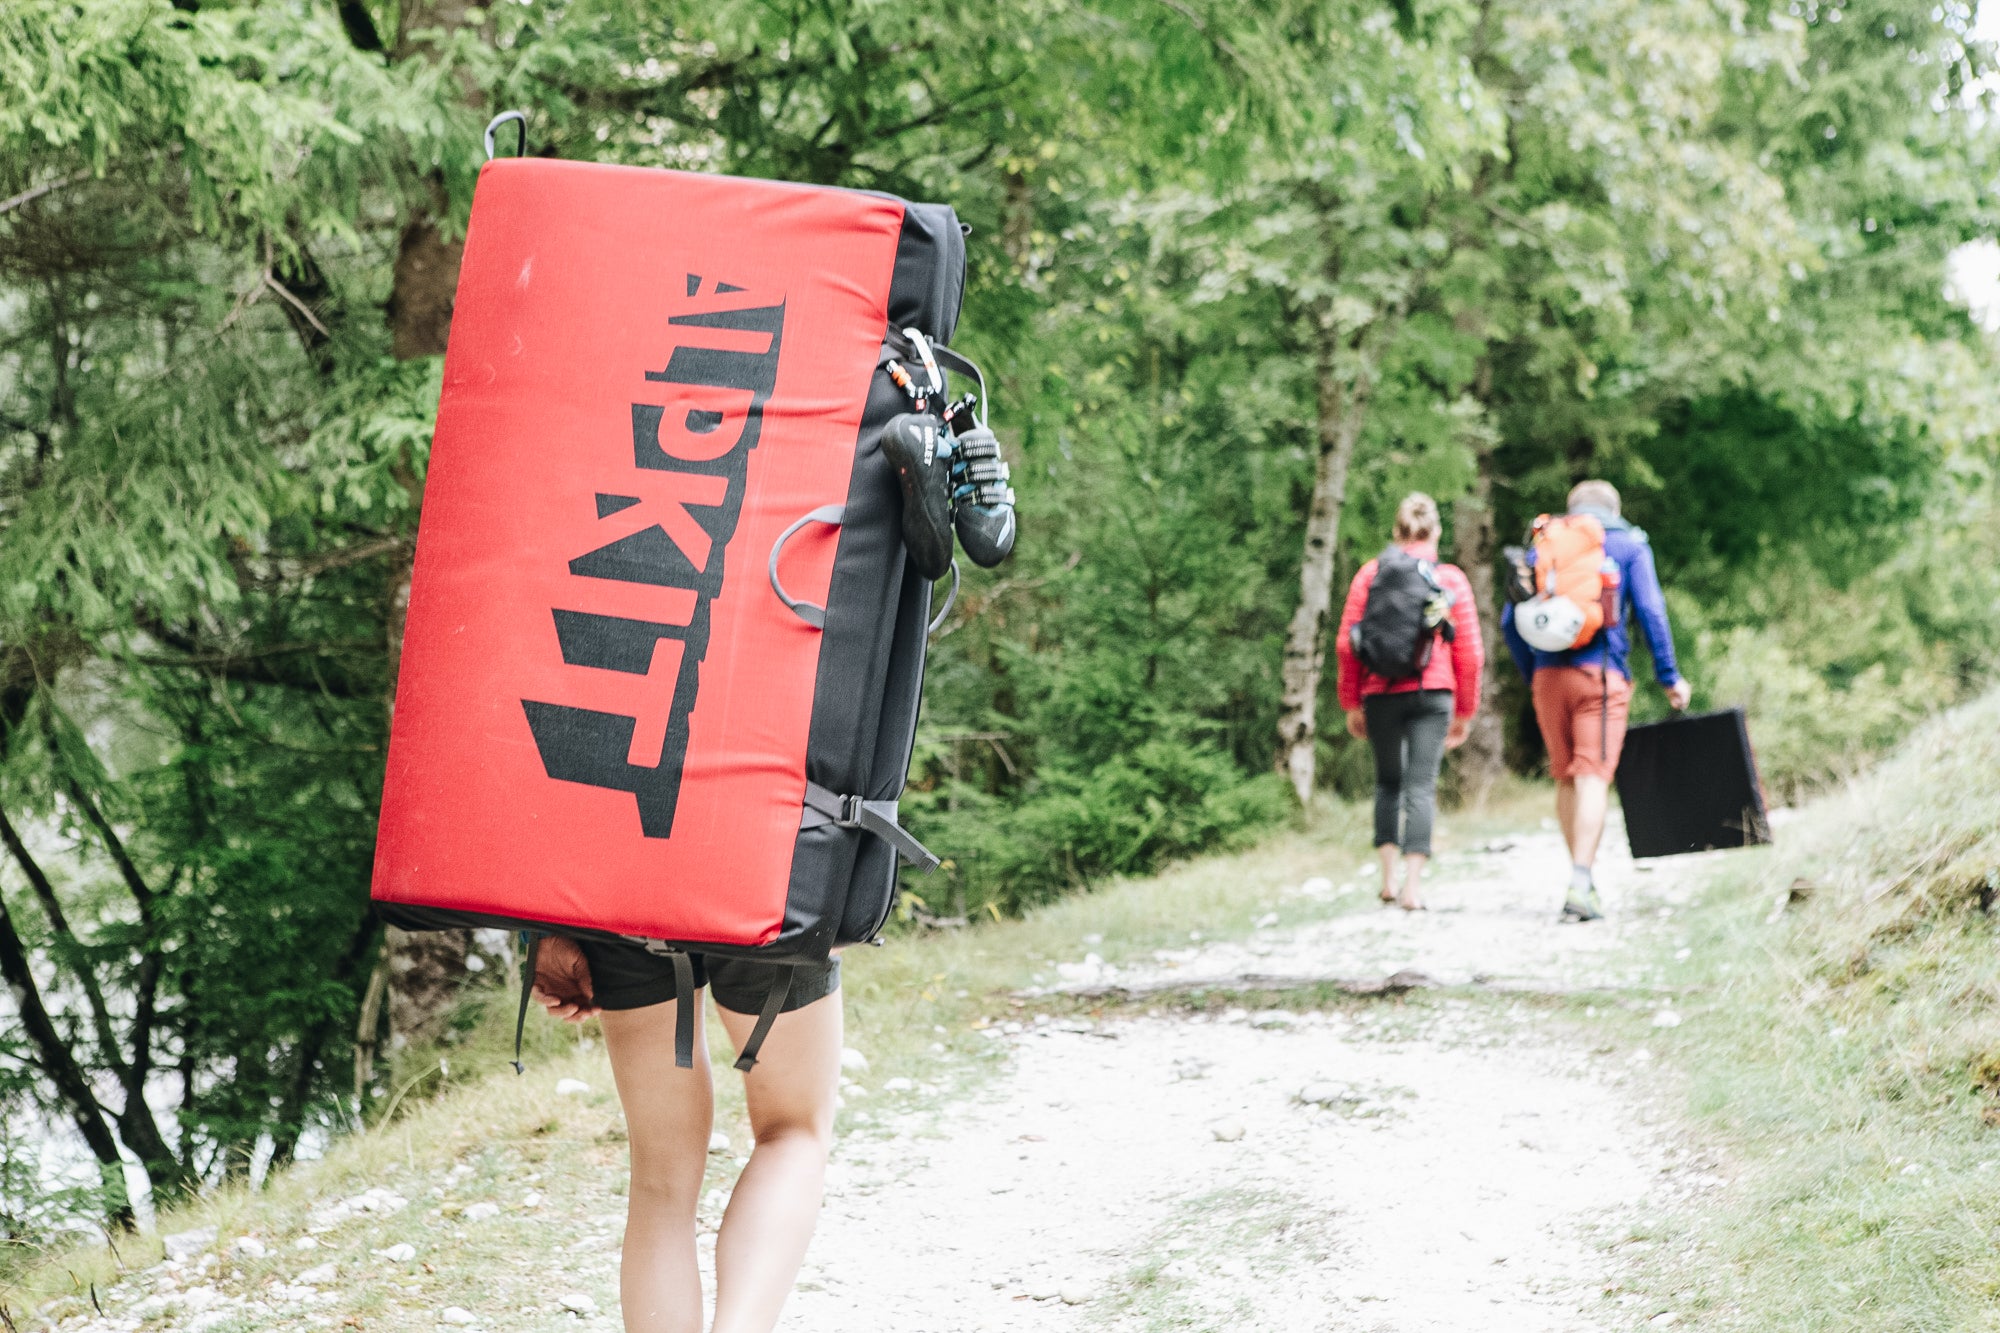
[800, 781, 940, 873]
[511, 931, 542, 1075]
[733, 968, 793, 1073]
[670, 950, 697, 1070]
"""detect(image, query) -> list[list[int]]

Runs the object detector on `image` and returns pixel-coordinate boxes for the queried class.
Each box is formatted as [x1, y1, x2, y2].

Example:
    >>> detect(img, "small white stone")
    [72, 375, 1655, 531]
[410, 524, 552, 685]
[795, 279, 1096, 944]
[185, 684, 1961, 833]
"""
[464, 1202, 501, 1221]
[162, 1228, 218, 1262]
[1649, 1315, 1680, 1327]
[345, 1187, 409, 1214]
[839, 1047, 870, 1072]
[1254, 912, 1280, 928]
[373, 1243, 417, 1262]
[1301, 876, 1333, 895]
[293, 1237, 320, 1251]
[555, 1078, 591, 1096]
[297, 1262, 338, 1286]
[883, 1077, 915, 1093]
[181, 1285, 219, 1311]
[1652, 1010, 1683, 1028]
[231, 1236, 268, 1259]
[1298, 1082, 1343, 1106]
[521, 1190, 544, 1208]
[1059, 1282, 1094, 1305]
[1209, 1120, 1246, 1143]
[708, 1131, 730, 1153]
[439, 1307, 477, 1326]
[559, 1293, 598, 1315]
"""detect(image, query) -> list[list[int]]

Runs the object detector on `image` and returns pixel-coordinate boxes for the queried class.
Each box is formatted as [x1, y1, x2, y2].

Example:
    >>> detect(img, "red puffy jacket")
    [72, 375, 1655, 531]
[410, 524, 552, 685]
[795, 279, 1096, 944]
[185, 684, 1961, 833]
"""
[1334, 541, 1484, 719]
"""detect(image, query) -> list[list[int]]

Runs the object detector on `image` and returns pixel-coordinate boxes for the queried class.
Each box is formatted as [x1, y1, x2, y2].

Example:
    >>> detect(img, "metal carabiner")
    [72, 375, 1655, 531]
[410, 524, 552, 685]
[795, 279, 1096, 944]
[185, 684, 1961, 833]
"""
[484, 110, 529, 162]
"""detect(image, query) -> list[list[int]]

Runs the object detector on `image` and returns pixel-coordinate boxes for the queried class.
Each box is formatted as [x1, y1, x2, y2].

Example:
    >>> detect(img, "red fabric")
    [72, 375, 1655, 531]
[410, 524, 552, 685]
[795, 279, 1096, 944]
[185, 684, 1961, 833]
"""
[371, 158, 905, 945]
[1532, 666, 1632, 782]
[1334, 542, 1485, 718]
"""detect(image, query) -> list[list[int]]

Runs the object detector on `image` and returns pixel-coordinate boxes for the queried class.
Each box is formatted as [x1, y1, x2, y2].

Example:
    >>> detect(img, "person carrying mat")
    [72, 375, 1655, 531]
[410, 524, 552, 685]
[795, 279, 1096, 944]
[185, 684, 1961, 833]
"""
[1336, 493, 1485, 912]
[1501, 479, 1693, 922]
[530, 940, 839, 1333]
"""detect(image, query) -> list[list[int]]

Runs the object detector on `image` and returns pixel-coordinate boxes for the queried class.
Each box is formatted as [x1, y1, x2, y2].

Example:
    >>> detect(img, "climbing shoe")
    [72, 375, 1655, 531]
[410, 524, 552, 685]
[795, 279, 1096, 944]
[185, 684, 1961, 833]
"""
[946, 417, 1016, 568]
[1559, 888, 1605, 923]
[880, 412, 957, 580]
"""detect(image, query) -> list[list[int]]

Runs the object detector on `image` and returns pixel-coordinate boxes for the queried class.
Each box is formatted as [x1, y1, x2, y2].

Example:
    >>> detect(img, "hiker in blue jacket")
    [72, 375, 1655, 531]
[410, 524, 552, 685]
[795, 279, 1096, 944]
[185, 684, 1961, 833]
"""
[1502, 480, 1692, 921]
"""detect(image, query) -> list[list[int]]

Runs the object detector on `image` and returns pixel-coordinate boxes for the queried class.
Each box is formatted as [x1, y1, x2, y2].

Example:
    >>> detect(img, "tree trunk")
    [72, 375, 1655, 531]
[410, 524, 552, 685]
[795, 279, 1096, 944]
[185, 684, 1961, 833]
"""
[0, 895, 133, 1228]
[1276, 315, 1375, 804]
[2, 803, 195, 1204]
[374, 0, 483, 1046]
[1451, 365, 1507, 804]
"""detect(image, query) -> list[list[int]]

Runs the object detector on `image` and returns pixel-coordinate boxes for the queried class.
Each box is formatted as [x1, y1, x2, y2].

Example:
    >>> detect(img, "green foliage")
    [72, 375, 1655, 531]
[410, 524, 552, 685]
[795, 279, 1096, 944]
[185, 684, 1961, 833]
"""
[1, 0, 1996, 1239]
[911, 733, 1291, 917]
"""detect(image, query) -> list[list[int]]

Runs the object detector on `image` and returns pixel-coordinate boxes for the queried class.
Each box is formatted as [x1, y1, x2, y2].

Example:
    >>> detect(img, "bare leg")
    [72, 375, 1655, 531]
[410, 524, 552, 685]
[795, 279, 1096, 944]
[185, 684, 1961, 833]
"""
[601, 1002, 713, 1333]
[1399, 852, 1428, 910]
[1569, 775, 1610, 871]
[1554, 779, 1578, 860]
[1376, 842, 1400, 902]
[710, 992, 843, 1333]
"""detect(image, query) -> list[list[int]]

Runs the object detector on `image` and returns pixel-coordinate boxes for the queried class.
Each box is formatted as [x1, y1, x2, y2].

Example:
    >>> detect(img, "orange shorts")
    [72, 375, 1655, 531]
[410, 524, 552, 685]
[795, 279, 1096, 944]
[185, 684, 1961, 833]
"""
[1532, 666, 1632, 783]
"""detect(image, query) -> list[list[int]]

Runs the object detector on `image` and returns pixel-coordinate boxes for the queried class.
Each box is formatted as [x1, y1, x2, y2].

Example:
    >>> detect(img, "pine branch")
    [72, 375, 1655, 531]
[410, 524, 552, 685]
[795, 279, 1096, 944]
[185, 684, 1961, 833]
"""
[0, 168, 91, 218]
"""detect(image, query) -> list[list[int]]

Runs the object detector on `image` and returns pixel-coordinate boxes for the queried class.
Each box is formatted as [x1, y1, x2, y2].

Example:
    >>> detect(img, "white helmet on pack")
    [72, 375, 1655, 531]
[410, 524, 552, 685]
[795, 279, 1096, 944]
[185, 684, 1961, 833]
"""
[1516, 593, 1588, 653]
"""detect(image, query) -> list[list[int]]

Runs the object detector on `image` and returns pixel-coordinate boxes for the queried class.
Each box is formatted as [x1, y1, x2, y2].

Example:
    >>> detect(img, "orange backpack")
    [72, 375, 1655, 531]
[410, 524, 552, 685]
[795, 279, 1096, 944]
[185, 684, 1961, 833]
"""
[1529, 514, 1620, 650]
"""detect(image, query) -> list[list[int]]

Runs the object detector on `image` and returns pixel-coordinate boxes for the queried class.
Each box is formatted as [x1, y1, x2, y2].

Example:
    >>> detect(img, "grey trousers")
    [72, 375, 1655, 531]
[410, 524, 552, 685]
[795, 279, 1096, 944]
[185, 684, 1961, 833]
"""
[1363, 689, 1454, 856]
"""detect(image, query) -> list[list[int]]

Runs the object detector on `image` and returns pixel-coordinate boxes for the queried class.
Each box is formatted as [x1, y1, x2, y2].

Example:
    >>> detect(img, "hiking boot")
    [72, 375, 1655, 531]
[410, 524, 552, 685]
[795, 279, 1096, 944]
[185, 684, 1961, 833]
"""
[1559, 888, 1604, 923]
[946, 422, 1016, 567]
[880, 412, 956, 579]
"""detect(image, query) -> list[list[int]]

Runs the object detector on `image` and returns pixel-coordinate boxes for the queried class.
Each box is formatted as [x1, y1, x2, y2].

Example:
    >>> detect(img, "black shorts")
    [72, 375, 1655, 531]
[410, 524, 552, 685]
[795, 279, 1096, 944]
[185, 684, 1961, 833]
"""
[574, 937, 841, 1016]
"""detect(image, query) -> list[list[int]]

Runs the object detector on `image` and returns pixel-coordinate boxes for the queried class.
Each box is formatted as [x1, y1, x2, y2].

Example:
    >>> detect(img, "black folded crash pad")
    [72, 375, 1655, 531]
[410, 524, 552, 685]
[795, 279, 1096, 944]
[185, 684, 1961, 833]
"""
[1614, 708, 1772, 859]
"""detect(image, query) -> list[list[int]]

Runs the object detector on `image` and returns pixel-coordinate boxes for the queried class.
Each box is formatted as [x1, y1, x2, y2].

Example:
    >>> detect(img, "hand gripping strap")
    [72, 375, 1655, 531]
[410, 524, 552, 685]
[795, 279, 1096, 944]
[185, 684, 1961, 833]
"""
[768, 505, 845, 628]
[801, 780, 940, 873]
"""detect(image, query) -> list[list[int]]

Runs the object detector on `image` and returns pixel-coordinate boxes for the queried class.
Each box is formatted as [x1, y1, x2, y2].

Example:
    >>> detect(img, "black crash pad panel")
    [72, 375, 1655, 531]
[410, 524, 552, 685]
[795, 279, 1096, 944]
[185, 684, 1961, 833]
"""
[1614, 708, 1772, 859]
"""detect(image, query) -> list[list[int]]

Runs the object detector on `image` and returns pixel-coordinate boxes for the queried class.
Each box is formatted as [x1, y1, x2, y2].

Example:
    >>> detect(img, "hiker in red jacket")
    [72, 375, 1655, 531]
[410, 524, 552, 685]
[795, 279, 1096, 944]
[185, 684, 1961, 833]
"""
[1336, 493, 1485, 911]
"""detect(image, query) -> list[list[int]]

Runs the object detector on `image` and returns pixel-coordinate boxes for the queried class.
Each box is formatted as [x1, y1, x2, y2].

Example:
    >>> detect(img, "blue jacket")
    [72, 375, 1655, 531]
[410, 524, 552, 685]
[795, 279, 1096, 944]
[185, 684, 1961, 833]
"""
[1501, 508, 1682, 686]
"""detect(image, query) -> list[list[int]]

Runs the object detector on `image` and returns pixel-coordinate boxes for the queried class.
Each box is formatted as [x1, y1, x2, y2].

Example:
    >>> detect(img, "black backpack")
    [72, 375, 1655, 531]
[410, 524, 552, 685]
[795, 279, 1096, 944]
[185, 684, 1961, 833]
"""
[1350, 548, 1455, 681]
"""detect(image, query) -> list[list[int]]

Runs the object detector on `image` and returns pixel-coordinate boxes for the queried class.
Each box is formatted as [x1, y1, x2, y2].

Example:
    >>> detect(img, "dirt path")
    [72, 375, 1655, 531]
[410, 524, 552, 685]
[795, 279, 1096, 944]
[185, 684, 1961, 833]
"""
[784, 826, 1702, 1332]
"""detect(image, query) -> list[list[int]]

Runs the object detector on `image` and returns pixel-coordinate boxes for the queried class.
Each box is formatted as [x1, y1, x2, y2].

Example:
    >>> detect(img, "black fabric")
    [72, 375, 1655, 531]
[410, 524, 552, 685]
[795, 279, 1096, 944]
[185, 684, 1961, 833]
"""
[1352, 548, 1448, 681]
[511, 931, 542, 1075]
[732, 969, 793, 1072]
[670, 951, 697, 1068]
[888, 203, 966, 345]
[839, 557, 934, 945]
[574, 936, 842, 1016]
[1614, 708, 1772, 859]
[1362, 690, 1454, 856]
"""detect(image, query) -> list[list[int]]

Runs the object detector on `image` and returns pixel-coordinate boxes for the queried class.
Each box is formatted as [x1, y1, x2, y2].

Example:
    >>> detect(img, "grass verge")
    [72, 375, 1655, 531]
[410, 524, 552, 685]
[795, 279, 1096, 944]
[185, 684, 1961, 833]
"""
[4, 800, 1393, 1325]
[1623, 690, 2000, 1331]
